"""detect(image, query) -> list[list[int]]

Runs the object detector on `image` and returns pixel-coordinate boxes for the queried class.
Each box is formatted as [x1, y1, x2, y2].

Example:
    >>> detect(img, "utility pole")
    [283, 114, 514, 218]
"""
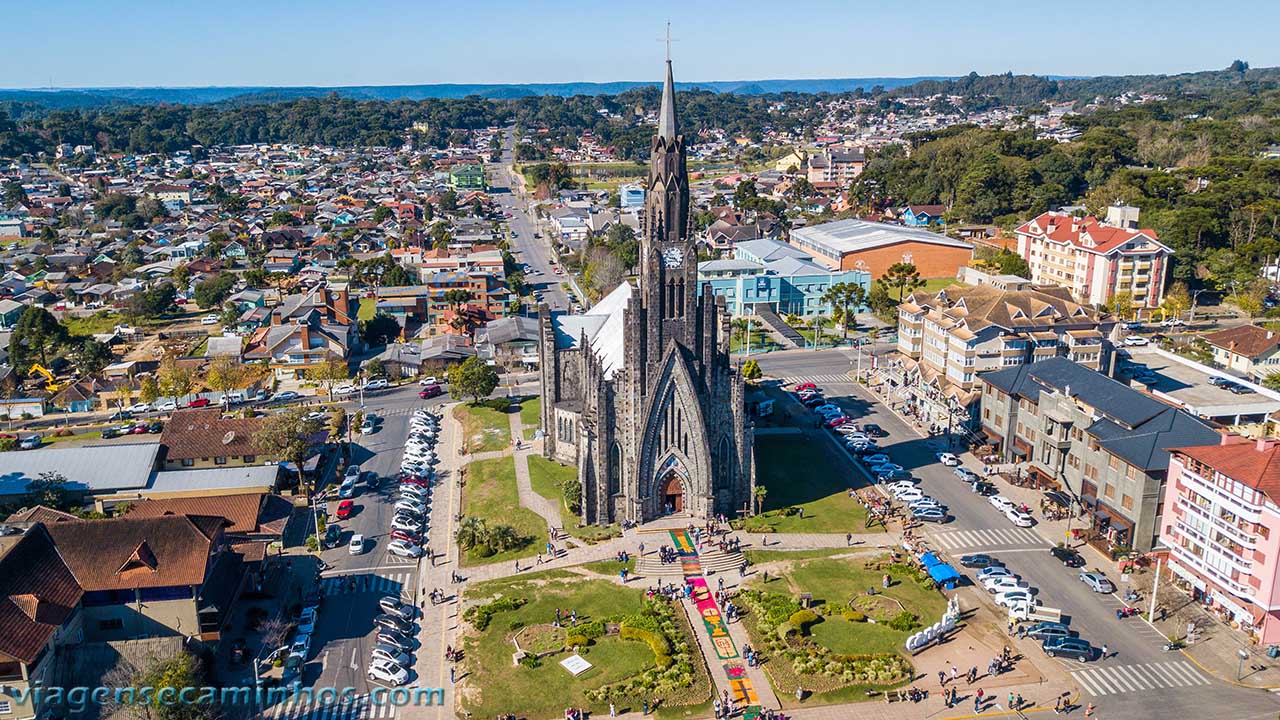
[1147, 554, 1163, 622]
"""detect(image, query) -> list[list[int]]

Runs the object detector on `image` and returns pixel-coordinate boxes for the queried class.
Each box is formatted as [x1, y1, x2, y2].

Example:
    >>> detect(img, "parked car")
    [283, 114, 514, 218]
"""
[1050, 546, 1085, 567]
[18, 434, 41, 450]
[419, 377, 439, 386]
[188, 397, 212, 408]
[156, 400, 178, 412]
[390, 517, 424, 534]
[1042, 636, 1093, 662]
[378, 596, 414, 619]
[363, 378, 389, 391]
[335, 384, 357, 396]
[367, 658, 409, 686]
[1079, 571, 1115, 594]
[271, 391, 299, 403]
[959, 553, 998, 569]
[419, 384, 444, 399]
[336, 500, 355, 520]
[290, 634, 311, 660]
[971, 481, 997, 496]
[1123, 336, 1149, 346]
[127, 402, 152, 414]
[370, 645, 411, 668]
[862, 424, 886, 437]
[862, 453, 891, 466]
[937, 452, 960, 466]
[912, 508, 947, 523]
[390, 529, 420, 544]
[983, 576, 1029, 594]
[296, 607, 318, 635]
[1024, 621, 1072, 642]
[339, 479, 358, 499]
[375, 629, 414, 651]
[976, 566, 1013, 581]
[994, 589, 1038, 608]
[1005, 508, 1035, 528]
[374, 614, 414, 635]
[201, 314, 220, 325]
[954, 467, 980, 482]
[388, 540, 423, 558]
[360, 416, 377, 434]
[989, 495, 1016, 513]
[349, 534, 367, 555]
[870, 463, 904, 475]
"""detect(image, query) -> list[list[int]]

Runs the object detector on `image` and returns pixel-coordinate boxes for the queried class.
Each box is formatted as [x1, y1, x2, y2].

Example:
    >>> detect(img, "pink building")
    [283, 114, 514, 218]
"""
[1162, 435, 1280, 642]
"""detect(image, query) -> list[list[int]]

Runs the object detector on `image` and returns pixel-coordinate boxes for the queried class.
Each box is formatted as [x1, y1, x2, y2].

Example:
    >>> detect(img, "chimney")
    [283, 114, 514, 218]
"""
[271, 311, 281, 326]
[299, 321, 311, 349]
[333, 287, 351, 324]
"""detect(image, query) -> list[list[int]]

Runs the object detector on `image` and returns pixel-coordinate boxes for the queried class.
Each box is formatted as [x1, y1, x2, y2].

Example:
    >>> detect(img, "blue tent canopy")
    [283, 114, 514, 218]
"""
[920, 552, 943, 568]
[926, 562, 961, 589]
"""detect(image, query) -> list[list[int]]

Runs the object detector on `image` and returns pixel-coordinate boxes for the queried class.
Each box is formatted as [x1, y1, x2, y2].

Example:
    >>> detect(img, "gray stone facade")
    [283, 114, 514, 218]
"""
[537, 60, 755, 525]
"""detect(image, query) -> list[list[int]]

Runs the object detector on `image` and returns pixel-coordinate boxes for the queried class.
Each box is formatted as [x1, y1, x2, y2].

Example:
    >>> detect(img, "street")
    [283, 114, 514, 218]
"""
[755, 346, 1280, 720]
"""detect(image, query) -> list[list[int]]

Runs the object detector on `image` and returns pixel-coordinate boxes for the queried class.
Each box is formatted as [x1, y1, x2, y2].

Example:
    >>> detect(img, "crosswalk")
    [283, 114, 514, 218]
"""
[261, 693, 398, 720]
[780, 374, 856, 386]
[1071, 661, 1210, 696]
[319, 571, 412, 597]
[930, 527, 1047, 550]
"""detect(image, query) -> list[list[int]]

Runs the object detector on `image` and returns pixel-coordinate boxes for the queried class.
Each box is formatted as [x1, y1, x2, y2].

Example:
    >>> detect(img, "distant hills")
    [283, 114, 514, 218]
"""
[0, 76, 955, 109]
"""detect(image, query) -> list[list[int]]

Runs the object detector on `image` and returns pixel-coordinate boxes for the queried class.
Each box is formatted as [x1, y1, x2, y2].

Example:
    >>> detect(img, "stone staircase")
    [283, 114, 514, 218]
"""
[636, 546, 744, 577]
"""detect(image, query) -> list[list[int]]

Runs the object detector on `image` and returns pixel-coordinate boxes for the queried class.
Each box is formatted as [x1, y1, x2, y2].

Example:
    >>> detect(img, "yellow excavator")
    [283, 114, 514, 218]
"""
[29, 364, 66, 393]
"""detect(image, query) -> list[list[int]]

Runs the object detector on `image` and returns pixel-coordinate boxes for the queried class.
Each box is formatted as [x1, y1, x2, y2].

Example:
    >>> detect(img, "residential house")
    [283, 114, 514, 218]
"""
[980, 357, 1220, 552]
[476, 316, 540, 369]
[157, 409, 266, 470]
[1161, 436, 1280, 642]
[1015, 205, 1172, 310]
[900, 204, 947, 227]
[1202, 325, 1280, 382]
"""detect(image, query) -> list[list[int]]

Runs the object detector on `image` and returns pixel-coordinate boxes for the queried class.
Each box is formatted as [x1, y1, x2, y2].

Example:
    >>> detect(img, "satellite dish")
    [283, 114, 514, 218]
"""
[222, 431, 236, 445]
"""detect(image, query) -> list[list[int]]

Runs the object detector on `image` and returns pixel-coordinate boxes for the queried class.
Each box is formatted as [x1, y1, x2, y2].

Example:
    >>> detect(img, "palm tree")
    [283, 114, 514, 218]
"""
[455, 517, 488, 550]
[753, 486, 768, 515]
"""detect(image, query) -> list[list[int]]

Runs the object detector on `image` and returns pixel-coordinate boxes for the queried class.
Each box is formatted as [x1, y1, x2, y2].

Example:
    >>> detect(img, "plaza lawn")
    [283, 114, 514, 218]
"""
[742, 435, 868, 533]
[356, 297, 376, 321]
[916, 277, 957, 296]
[519, 397, 541, 440]
[526, 455, 574, 514]
[460, 457, 545, 566]
[459, 577, 655, 719]
[453, 402, 511, 453]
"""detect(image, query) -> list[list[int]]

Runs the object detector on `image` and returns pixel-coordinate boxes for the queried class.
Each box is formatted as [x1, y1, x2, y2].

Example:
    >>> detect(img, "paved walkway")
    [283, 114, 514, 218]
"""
[507, 409, 578, 547]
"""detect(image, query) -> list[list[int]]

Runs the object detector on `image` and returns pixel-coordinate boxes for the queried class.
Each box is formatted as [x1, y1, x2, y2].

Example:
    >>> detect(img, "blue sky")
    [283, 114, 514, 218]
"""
[6, 0, 1278, 88]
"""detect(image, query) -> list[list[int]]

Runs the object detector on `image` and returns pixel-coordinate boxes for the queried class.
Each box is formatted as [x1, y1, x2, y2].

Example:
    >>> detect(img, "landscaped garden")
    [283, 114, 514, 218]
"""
[738, 435, 869, 533]
[459, 574, 712, 719]
[454, 402, 512, 452]
[457, 457, 545, 565]
[737, 554, 947, 706]
[527, 455, 621, 543]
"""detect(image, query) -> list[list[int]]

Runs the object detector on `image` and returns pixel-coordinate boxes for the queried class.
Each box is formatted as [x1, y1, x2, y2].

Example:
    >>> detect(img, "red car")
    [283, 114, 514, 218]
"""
[399, 475, 430, 487]
[418, 384, 443, 399]
[390, 529, 420, 544]
[795, 382, 818, 392]
[130, 422, 150, 434]
[188, 398, 212, 408]
[826, 416, 851, 428]
[335, 500, 355, 520]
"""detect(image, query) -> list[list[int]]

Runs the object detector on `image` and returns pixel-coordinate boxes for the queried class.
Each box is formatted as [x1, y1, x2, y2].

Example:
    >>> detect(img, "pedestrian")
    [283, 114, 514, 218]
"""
[846, 532, 852, 546]
[448, 667, 455, 684]
[950, 664, 958, 683]
[642, 700, 649, 715]
[968, 666, 977, 685]
[713, 699, 721, 719]
[609, 702, 616, 718]
[974, 688, 982, 713]
[514, 560, 520, 574]
[1101, 643, 1109, 659]
[937, 670, 945, 687]
[639, 542, 645, 555]
[1008, 692, 1015, 710]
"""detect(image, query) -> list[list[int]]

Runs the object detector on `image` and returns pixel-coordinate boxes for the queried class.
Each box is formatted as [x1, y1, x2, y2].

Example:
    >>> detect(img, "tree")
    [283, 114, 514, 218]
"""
[1162, 281, 1191, 320]
[382, 263, 412, 287]
[139, 376, 160, 404]
[255, 408, 323, 490]
[372, 205, 393, 223]
[25, 471, 71, 511]
[269, 210, 299, 227]
[192, 273, 236, 309]
[878, 262, 924, 302]
[447, 356, 499, 404]
[204, 355, 247, 401]
[243, 267, 268, 288]
[10, 305, 67, 372]
[71, 338, 113, 377]
[1263, 373, 1280, 391]
[995, 249, 1031, 277]
[364, 358, 387, 378]
[128, 648, 214, 720]
[219, 301, 241, 327]
[157, 357, 193, 407]
[440, 189, 458, 212]
[821, 282, 868, 339]
[307, 359, 349, 400]
[443, 288, 474, 309]
[360, 313, 402, 346]
[3, 181, 28, 208]
[741, 358, 762, 382]
[753, 485, 768, 515]
[1106, 291, 1136, 320]
[128, 283, 177, 319]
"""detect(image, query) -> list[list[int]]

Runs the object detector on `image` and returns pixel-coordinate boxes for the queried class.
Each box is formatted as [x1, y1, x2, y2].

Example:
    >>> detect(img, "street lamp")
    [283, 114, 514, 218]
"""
[1188, 288, 1213, 324]
[1237, 648, 1249, 681]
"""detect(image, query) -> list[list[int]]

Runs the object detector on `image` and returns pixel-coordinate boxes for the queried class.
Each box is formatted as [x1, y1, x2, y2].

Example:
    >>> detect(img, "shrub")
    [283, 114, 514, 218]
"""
[620, 625, 671, 657]
[843, 610, 866, 622]
[577, 619, 606, 639]
[464, 596, 527, 631]
[887, 610, 919, 632]
[484, 397, 512, 412]
[788, 609, 820, 634]
[655, 653, 674, 669]
[474, 544, 495, 558]
[518, 654, 542, 669]
[566, 633, 589, 647]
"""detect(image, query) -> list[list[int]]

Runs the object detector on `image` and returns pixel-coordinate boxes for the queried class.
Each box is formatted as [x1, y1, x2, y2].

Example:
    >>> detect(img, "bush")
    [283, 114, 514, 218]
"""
[577, 619, 606, 639]
[788, 609, 820, 634]
[655, 653, 674, 669]
[464, 596, 527, 631]
[620, 625, 672, 657]
[887, 610, 919, 632]
[566, 633, 590, 648]
[483, 397, 512, 412]
[474, 544, 495, 558]
[518, 654, 542, 669]
[843, 610, 866, 622]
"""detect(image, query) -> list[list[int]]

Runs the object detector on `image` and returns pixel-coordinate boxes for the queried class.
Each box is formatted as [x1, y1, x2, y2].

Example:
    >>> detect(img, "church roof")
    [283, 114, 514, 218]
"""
[658, 60, 678, 141]
[552, 281, 633, 380]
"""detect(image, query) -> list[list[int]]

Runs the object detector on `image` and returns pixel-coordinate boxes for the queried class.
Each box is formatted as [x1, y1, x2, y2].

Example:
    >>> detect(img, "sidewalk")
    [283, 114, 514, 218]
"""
[507, 408, 573, 545]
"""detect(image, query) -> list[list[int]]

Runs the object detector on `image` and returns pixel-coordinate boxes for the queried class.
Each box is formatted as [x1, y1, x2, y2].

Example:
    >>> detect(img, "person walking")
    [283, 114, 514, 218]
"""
[609, 703, 616, 717]
[974, 687, 983, 713]
[950, 664, 958, 684]
[1101, 643, 1109, 660]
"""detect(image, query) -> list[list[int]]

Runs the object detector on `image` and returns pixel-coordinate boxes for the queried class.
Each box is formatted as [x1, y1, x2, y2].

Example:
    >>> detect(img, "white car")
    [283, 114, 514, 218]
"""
[395, 499, 428, 515]
[937, 452, 960, 466]
[201, 314, 219, 325]
[370, 646, 411, 668]
[290, 633, 311, 660]
[989, 495, 1016, 513]
[976, 566, 1013, 581]
[127, 402, 152, 414]
[338, 479, 357, 499]
[334, 384, 357, 396]
[908, 497, 942, 511]
[391, 517, 424, 534]
[983, 576, 1029, 594]
[893, 488, 924, 502]
[367, 658, 409, 686]
[1123, 336, 1150, 346]
[296, 607, 318, 635]
[885, 480, 917, 493]
[995, 590, 1039, 608]
[418, 377, 439, 386]
[157, 400, 178, 412]
[1005, 508, 1035, 527]
[364, 378, 389, 391]
[387, 539, 423, 558]
[349, 534, 367, 555]
[399, 484, 429, 498]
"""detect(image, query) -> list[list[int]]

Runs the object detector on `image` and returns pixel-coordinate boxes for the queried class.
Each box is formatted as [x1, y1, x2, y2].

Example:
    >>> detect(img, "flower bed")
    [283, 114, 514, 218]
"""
[585, 597, 712, 708]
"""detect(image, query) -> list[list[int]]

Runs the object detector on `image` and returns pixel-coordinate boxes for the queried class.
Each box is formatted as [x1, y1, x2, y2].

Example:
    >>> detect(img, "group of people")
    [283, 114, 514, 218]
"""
[426, 587, 447, 606]
[552, 607, 579, 628]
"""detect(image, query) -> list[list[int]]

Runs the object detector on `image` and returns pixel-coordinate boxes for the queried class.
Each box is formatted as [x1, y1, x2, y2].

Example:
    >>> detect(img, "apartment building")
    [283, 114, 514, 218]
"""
[1162, 436, 1280, 642]
[805, 148, 866, 185]
[1015, 205, 1171, 310]
[980, 357, 1219, 552]
[897, 283, 1113, 393]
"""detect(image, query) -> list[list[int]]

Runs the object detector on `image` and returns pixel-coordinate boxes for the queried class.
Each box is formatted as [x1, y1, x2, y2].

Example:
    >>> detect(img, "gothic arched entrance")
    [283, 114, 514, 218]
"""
[661, 472, 685, 513]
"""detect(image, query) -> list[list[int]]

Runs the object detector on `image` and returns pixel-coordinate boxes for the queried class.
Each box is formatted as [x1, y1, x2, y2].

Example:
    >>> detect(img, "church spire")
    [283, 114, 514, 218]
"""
[658, 39, 678, 142]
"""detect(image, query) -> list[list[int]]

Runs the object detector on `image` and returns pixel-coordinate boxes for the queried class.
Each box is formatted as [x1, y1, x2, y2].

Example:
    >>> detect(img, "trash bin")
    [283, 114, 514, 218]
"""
[1266, 645, 1279, 659]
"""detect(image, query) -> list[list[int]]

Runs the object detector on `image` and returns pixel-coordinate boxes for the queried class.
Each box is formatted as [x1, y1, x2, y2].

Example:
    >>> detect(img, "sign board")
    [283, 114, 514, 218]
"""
[559, 654, 593, 676]
[755, 276, 771, 294]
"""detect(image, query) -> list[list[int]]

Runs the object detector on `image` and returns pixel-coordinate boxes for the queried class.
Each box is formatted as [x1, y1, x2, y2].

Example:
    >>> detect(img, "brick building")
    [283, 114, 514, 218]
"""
[789, 219, 973, 279]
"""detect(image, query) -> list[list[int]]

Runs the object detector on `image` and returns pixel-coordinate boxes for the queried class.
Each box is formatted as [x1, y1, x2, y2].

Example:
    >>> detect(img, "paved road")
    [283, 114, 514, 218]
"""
[754, 347, 1280, 720]
[487, 130, 571, 313]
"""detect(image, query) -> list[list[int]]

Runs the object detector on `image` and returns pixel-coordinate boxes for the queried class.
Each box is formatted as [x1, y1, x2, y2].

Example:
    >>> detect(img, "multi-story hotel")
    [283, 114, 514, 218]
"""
[1162, 436, 1280, 642]
[897, 282, 1113, 393]
[1015, 205, 1172, 310]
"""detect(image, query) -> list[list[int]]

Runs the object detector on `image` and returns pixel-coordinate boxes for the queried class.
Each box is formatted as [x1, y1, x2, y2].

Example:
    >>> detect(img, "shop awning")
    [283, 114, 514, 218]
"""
[1045, 491, 1072, 508]
[1011, 446, 1028, 458]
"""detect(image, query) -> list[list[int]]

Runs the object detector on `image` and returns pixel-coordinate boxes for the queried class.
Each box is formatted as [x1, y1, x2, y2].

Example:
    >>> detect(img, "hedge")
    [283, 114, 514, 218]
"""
[620, 625, 672, 657]
[463, 596, 527, 631]
[788, 609, 820, 634]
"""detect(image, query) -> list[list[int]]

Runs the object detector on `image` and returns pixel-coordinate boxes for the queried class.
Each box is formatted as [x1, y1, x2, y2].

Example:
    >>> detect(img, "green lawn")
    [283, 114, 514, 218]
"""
[460, 457, 546, 566]
[454, 403, 512, 453]
[743, 435, 868, 533]
[915, 277, 958, 296]
[356, 297, 376, 322]
[527, 455, 574, 509]
[730, 335, 783, 354]
[794, 328, 844, 349]
[581, 557, 636, 576]
[460, 577, 654, 719]
[519, 397, 541, 440]
[63, 310, 124, 337]
[743, 548, 850, 565]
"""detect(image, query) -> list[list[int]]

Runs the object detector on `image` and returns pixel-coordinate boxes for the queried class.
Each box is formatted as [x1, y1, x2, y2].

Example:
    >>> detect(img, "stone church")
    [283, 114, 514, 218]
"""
[538, 59, 755, 525]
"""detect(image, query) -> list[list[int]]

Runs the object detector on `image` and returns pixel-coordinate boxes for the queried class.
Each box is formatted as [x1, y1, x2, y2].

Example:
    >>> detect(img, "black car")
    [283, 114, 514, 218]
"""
[959, 553, 998, 568]
[1050, 546, 1085, 567]
[374, 614, 414, 635]
[971, 481, 997, 496]
[375, 629, 414, 651]
[801, 396, 825, 407]
[862, 423, 886, 437]
[101, 426, 126, 439]
[1025, 622, 1072, 642]
[1043, 636, 1093, 662]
